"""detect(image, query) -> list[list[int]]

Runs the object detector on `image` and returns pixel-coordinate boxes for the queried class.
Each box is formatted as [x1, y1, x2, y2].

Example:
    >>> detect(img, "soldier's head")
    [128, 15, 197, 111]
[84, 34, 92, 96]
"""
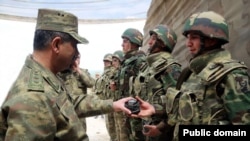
[103, 53, 113, 67]
[121, 28, 143, 54]
[112, 50, 124, 69]
[183, 11, 229, 56]
[33, 9, 88, 73]
[148, 24, 177, 54]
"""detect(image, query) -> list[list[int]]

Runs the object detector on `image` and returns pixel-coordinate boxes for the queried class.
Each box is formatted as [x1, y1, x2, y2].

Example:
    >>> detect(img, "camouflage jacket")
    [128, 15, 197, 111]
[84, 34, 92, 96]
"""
[94, 66, 116, 99]
[134, 52, 181, 132]
[57, 68, 95, 131]
[166, 49, 250, 140]
[117, 50, 146, 99]
[0, 55, 114, 141]
[58, 68, 95, 97]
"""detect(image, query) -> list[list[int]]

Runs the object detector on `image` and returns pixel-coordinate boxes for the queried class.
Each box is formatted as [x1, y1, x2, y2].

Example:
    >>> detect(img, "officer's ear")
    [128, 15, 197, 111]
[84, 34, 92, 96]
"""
[51, 36, 62, 53]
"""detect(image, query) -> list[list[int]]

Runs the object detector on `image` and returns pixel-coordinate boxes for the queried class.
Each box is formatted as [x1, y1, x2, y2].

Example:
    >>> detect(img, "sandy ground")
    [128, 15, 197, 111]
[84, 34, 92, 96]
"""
[86, 115, 110, 141]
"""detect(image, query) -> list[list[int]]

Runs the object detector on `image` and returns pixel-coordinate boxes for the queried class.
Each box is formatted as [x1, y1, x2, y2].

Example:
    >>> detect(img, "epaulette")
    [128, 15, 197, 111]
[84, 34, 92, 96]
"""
[28, 69, 44, 92]
[198, 59, 247, 84]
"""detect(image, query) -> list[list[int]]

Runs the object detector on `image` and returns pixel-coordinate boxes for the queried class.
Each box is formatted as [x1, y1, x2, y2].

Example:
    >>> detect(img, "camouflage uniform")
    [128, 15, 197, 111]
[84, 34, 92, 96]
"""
[0, 9, 116, 141]
[94, 53, 118, 141]
[165, 11, 250, 141]
[0, 55, 115, 141]
[111, 50, 125, 141]
[58, 68, 95, 131]
[116, 28, 146, 141]
[133, 25, 181, 141]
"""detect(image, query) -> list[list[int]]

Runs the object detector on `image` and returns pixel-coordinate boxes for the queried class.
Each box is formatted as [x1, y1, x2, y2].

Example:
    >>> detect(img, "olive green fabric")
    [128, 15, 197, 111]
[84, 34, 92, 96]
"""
[36, 9, 88, 44]
[0, 55, 114, 141]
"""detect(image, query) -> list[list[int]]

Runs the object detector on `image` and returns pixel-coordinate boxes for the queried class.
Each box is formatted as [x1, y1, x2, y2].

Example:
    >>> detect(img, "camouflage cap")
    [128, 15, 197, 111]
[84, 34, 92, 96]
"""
[36, 9, 88, 44]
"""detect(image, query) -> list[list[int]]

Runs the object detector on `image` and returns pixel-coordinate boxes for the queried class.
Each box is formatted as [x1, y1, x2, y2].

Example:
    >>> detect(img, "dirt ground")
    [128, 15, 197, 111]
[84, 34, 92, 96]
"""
[86, 115, 110, 141]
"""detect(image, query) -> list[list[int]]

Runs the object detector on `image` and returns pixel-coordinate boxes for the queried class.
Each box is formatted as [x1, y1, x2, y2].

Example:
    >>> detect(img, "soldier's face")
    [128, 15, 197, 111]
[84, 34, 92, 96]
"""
[122, 38, 132, 54]
[148, 34, 157, 48]
[185, 32, 201, 55]
[112, 57, 120, 69]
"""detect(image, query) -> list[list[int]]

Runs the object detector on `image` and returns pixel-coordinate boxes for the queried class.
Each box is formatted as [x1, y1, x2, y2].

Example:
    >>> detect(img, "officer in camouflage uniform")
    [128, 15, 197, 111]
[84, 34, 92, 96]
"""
[58, 52, 95, 132]
[115, 28, 146, 141]
[111, 50, 125, 141]
[133, 25, 181, 141]
[94, 53, 118, 141]
[0, 8, 135, 141]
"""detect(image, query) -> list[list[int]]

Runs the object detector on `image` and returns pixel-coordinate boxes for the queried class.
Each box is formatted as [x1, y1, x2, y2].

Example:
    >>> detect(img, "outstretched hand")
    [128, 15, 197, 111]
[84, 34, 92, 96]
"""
[113, 97, 135, 115]
[130, 96, 155, 118]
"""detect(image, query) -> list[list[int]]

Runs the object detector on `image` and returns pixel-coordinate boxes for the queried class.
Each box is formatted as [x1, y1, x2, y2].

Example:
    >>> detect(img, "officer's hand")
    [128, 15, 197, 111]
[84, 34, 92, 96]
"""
[130, 96, 155, 118]
[113, 97, 135, 115]
[143, 125, 161, 137]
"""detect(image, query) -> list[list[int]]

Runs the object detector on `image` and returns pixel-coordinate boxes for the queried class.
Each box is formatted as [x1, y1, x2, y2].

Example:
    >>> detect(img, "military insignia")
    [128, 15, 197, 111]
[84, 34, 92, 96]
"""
[235, 76, 250, 93]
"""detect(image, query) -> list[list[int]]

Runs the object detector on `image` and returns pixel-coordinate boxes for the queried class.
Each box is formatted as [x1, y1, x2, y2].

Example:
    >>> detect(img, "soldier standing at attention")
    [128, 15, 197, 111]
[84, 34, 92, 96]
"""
[133, 25, 181, 141]
[58, 52, 95, 134]
[0, 8, 136, 141]
[114, 28, 146, 141]
[110, 50, 125, 141]
[132, 11, 250, 141]
[94, 53, 117, 140]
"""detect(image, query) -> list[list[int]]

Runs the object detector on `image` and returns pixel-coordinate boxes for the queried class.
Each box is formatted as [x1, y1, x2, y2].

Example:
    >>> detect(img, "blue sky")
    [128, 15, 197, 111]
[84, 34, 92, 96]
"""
[0, 0, 151, 19]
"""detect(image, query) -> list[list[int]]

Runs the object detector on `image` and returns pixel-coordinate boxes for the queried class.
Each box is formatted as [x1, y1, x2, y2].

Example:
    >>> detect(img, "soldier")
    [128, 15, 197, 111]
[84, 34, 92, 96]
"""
[0, 8, 135, 141]
[110, 50, 125, 141]
[94, 53, 117, 140]
[115, 28, 146, 141]
[58, 52, 95, 133]
[133, 25, 181, 141]
[94, 53, 114, 100]
[133, 11, 250, 141]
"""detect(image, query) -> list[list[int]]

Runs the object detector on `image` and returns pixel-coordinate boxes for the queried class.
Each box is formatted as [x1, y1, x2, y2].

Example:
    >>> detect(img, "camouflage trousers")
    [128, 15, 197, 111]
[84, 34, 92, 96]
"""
[114, 112, 130, 141]
[128, 117, 145, 141]
[105, 113, 117, 141]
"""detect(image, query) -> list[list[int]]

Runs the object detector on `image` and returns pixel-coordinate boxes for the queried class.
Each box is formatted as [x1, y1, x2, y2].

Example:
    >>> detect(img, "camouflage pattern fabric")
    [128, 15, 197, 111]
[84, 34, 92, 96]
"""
[183, 11, 229, 44]
[36, 9, 88, 44]
[166, 49, 250, 141]
[121, 28, 143, 47]
[57, 68, 95, 132]
[0, 55, 114, 141]
[94, 65, 118, 141]
[134, 51, 181, 141]
[117, 50, 147, 141]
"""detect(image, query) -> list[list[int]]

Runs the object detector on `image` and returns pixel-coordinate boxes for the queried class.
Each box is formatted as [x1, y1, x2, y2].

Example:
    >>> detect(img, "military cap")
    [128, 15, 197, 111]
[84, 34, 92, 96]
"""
[36, 8, 88, 44]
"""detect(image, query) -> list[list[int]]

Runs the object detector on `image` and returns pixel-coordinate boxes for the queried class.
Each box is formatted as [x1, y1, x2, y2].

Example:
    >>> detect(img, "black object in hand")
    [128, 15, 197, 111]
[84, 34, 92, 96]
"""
[125, 99, 140, 114]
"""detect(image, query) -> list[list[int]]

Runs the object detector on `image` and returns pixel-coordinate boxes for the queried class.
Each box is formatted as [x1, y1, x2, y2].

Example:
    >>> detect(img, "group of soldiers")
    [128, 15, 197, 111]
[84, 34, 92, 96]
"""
[93, 10, 250, 141]
[0, 8, 250, 141]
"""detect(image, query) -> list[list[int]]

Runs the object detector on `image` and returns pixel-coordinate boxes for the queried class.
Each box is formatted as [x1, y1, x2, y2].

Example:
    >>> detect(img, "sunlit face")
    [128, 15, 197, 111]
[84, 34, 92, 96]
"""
[112, 57, 121, 69]
[185, 32, 201, 55]
[121, 37, 131, 54]
[148, 34, 157, 48]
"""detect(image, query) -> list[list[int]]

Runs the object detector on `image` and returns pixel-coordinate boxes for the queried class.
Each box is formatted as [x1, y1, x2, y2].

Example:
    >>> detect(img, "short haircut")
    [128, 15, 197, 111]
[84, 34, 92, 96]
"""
[33, 30, 74, 50]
